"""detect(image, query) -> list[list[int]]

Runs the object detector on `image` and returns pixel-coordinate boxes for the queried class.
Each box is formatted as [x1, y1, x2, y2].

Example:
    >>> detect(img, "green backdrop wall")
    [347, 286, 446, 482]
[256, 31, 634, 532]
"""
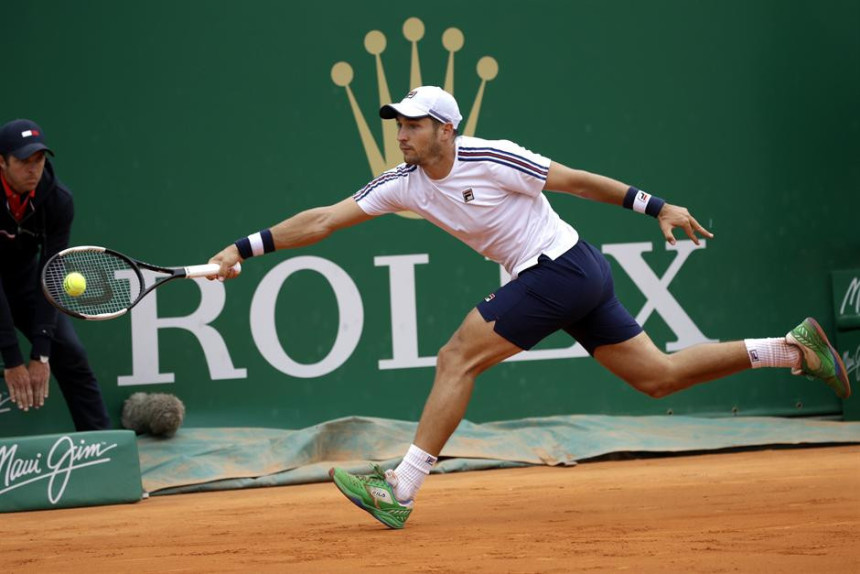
[2, 0, 858, 436]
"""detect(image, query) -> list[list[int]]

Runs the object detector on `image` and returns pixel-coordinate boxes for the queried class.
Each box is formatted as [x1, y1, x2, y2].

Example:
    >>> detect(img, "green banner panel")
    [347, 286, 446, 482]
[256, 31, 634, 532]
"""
[832, 270, 860, 331]
[837, 329, 860, 421]
[1, 1, 859, 436]
[832, 269, 860, 420]
[0, 430, 143, 512]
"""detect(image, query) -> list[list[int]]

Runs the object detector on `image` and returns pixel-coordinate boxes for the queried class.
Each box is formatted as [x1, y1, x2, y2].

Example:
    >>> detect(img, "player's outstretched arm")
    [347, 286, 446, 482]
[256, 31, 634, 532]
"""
[209, 197, 374, 279]
[543, 161, 630, 205]
[544, 161, 713, 245]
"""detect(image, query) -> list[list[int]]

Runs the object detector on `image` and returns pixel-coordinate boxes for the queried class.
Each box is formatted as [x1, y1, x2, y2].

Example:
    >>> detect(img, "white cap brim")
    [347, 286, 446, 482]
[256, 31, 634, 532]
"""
[379, 86, 462, 129]
[379, 102, 429, 120]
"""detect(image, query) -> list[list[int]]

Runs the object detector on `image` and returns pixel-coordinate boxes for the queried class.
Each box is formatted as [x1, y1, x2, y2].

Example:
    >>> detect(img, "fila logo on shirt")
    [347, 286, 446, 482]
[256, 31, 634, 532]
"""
[462, 188, 475, 202]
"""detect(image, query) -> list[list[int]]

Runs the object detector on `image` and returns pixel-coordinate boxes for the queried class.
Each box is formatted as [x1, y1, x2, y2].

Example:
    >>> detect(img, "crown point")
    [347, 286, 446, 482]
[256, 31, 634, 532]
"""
[331, 62, 354, 87]
[442, 28, 464, 52]
[403, 17, 425, 42]
[477, 56, 499, 81]
[364, 31, 387, 55]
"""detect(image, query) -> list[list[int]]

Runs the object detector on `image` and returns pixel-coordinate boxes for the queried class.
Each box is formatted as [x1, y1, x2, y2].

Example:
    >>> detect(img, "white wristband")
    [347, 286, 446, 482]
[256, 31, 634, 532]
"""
[248, 232, 265, 257]
[632, 190, 652, 214]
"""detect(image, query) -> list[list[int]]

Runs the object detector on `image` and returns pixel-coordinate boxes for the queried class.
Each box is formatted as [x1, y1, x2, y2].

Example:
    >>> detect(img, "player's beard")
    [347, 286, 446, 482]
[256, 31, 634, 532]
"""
[405, 137, 444, 167]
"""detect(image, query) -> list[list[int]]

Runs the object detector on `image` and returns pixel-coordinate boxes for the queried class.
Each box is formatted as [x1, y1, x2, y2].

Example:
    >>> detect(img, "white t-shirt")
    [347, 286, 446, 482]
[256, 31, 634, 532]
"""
[353, 135, 579, 279]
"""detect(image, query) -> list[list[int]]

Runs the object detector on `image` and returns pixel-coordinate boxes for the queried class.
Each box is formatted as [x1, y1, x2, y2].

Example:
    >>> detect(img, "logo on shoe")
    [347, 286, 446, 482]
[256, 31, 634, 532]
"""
[368, 486, 392, 505]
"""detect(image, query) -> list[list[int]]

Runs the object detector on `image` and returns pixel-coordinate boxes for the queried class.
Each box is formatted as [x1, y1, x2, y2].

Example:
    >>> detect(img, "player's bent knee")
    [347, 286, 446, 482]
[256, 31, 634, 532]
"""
[435, 341, 463, 376]
[618, 365, 677, 399]
[435, 339, 485, 380]
[637, 382, 673, 399]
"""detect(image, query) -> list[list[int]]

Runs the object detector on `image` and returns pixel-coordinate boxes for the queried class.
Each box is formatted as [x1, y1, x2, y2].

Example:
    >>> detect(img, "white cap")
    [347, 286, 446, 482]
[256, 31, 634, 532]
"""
[379, 86, 463, 130]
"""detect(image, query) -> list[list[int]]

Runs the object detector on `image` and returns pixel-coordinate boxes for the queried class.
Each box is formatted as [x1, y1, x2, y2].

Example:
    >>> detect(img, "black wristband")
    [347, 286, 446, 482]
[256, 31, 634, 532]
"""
[624, 186, 665, 218]
[234, 237, 253, 259]
[645, 196, 665, 217]
[234, 229, 275, 259]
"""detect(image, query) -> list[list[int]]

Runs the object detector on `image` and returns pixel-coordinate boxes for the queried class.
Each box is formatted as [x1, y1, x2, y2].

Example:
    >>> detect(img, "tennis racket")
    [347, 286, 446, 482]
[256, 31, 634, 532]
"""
[41, 245, 241, 320]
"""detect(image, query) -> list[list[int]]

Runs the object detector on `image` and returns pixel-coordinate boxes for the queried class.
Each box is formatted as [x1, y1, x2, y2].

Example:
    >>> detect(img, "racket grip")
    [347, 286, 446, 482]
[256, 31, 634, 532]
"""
[184, 262, 242, 278]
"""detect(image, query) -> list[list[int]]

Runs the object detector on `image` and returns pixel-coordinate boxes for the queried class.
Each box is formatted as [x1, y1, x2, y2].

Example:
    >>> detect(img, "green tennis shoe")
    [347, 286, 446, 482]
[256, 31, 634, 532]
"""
[329, 465, 413, 529]
[786, 317, 851, 399]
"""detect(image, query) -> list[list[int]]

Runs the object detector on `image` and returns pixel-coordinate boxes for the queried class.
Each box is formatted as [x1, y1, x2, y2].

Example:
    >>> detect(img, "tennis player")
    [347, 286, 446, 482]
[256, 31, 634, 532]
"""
[209, 86, 850, 529]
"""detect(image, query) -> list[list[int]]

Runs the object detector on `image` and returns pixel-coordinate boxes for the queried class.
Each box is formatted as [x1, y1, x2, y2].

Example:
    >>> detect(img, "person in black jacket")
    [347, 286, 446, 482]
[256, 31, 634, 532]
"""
[0, 119, 110, 431]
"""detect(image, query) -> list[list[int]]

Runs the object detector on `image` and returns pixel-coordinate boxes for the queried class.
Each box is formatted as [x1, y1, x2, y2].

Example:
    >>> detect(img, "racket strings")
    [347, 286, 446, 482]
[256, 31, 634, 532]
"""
[43, 251, 142, 316]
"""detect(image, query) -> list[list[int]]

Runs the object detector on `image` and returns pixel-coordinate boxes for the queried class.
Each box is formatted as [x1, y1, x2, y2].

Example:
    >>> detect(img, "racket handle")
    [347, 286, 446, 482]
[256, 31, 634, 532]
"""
[184, 262, 242, 278]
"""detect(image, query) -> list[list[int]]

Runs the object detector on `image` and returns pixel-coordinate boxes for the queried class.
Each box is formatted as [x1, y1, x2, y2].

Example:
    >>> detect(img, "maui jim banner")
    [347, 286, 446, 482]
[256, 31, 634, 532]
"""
[0, 430, 143, 512]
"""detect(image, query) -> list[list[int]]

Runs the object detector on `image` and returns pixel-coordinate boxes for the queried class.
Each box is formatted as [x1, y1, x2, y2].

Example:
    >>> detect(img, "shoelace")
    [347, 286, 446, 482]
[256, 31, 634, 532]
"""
[361, 464, 396, 487]
[383, 469, 399, 488]
[371, 465, 412, 506]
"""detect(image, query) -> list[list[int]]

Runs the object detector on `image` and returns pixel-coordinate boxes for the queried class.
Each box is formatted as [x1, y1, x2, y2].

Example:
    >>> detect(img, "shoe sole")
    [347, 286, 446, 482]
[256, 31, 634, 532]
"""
[805, 317, 852, 399]
[328, 468, 405, 529]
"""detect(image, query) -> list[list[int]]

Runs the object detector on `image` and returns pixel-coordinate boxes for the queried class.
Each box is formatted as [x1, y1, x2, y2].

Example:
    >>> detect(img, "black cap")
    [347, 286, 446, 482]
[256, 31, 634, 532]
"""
[0, 119, 55, 159]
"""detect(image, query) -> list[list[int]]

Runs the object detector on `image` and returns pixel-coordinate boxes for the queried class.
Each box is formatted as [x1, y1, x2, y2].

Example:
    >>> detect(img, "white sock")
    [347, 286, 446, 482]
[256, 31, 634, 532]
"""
[744, 338, 801, 369]
[391, 444, 437, 502]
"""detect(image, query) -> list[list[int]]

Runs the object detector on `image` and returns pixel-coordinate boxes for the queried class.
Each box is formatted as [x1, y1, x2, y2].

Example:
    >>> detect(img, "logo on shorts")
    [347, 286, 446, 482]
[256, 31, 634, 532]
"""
[484, 293, 495, 302]
[462, 188, 474, 202]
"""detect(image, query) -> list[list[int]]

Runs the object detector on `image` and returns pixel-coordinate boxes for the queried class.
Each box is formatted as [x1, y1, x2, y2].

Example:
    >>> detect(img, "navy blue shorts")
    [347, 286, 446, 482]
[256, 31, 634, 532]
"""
[476, 240, 642, 355]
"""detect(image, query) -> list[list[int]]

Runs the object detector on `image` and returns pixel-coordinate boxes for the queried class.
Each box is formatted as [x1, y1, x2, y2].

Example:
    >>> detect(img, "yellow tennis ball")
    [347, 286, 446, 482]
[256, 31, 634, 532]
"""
[63, 272, 87, 297]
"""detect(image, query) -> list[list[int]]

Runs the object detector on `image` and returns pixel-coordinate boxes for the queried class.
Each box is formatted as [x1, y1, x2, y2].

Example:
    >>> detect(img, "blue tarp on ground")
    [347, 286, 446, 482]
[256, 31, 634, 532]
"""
[137, 415, 860, 495]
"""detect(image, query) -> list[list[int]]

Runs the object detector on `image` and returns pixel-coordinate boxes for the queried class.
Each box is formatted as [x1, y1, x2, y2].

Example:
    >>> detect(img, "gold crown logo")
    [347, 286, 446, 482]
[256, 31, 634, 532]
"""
[331, 17, 499, 180]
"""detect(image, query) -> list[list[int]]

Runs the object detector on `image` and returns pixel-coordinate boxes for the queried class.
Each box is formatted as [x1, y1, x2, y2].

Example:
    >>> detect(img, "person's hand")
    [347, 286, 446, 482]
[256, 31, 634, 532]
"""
[207, 244, 243, 281]
[657, 203, 714, 246]
[4, 364, 34, 411]
[27, 359, 50, 408]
